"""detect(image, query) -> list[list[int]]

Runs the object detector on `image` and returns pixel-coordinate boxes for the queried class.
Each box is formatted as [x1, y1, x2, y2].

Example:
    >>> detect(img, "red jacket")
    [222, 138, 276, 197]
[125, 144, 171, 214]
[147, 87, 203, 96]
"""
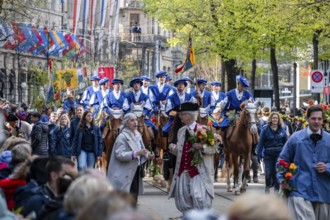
[0, 178, 26, 210]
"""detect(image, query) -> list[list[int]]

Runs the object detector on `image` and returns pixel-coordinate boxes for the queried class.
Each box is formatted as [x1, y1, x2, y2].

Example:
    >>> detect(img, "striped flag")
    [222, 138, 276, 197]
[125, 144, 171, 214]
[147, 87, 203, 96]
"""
[18, 23, 39, 53]
[175, 31, 195, 73]
[112, 0, 120, 56]
[72, 0, 82, 35]
[81, 0, 89, 44]
[89, 0, 96, 54]
[97, 0, 107, 55]
[107, 0, 115, 50]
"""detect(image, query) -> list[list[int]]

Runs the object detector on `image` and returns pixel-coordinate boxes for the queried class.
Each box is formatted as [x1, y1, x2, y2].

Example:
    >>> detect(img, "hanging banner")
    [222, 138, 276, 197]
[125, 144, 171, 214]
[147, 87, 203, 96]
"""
[54, 69, 79, 97]
[310, 70, 324, 93]
[98, 66, 114, 85]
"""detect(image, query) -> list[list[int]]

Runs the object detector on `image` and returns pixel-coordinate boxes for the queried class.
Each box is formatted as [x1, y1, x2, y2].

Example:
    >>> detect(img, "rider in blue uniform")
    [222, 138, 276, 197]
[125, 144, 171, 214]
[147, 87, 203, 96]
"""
[210, 81, 226, 128]
[80, 75, 100, 109]
[140, 75, 151, 96]
[149, 70, 174, 113]
[191, 78, 212, 112]
[219, 75, 254, 129]
[163, 78, 197, 136]
[184, 77, 196, 96]
[123, 77, 159, 156]
[102, 78, 126, 114]
[90, 77, 110, 118]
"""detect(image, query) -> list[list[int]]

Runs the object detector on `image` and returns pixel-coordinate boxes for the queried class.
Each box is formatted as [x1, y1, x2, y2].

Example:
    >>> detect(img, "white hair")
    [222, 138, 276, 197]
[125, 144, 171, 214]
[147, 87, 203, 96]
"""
[119, 113, 136, 133]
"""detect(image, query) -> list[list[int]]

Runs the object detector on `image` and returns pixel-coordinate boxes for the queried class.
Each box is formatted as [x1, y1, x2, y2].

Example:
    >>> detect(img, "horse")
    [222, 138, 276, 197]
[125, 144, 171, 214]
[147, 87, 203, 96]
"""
[131, 104, 153, 150]
[102, 108, 124, 173]
[223, 102, 258, 195]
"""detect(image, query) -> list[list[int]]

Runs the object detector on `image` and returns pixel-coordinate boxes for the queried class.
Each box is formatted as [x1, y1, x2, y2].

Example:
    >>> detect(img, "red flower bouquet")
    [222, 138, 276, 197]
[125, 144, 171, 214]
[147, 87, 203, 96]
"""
[278, 159, 297, 197]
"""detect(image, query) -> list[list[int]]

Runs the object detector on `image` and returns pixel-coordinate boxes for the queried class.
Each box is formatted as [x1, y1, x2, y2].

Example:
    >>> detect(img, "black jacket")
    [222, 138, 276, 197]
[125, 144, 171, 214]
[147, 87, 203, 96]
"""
[31, 121, 49, 156]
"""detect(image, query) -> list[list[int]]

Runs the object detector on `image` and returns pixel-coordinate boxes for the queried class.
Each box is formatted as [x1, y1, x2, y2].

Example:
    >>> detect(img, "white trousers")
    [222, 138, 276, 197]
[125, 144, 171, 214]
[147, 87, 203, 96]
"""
[174, 172, 212, 213]
[288, 196, 330, 220]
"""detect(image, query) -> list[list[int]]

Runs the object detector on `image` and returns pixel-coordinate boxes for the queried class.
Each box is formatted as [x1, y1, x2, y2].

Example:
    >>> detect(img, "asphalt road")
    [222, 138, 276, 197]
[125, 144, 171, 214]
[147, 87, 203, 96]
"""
[138, 176, 268, 220]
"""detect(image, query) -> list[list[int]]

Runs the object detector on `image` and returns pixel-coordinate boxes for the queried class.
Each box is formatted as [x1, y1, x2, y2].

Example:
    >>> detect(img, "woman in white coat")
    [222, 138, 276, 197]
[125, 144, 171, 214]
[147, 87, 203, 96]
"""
[107, 113, 154, 201]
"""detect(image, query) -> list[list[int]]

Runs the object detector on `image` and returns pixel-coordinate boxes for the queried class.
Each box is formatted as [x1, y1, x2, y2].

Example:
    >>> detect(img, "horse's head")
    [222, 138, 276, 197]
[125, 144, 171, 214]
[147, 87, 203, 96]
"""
[242, 102, 258, 134]
[198, 105, 210, 125]
[109, 108, 123, 138]
[131, 105, 146, 134]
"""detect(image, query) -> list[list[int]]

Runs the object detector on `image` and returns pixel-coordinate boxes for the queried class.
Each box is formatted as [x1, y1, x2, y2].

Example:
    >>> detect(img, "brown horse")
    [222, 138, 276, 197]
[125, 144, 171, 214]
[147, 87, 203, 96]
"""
[131, 105, 152, 150]
[224, 102, 258, 195]
[102, 109, 123, 173]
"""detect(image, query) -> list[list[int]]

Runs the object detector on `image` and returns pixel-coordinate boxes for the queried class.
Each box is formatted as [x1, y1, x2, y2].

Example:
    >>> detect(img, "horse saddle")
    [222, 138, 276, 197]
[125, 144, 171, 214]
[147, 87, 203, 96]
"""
[109, 108, 123, 119]
[200, 106, 210, 118]
[131, 105, 144, 118]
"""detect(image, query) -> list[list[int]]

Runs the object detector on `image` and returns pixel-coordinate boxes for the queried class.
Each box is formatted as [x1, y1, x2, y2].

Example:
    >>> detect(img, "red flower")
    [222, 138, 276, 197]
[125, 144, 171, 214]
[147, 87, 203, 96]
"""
[285, 172, 293, 179]
[151, 116, 157, 124]
[279, 159, 285, 165]
[323, 105, 328, 111]
[284, 162, 290, 168]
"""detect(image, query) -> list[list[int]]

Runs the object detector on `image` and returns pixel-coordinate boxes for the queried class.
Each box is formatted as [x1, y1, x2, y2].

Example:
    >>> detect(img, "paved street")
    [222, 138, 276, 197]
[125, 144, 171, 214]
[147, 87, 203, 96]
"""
[138, 175, 267, 220]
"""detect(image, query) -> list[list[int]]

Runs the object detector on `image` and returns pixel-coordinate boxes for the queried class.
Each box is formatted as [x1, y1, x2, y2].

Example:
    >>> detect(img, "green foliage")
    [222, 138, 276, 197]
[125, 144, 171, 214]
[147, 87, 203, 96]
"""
[27, 64, 49, 109]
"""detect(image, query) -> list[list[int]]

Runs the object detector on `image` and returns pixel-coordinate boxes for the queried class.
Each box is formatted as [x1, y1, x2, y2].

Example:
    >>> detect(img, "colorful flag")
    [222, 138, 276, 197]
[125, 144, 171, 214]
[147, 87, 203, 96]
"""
[72, 0, 82, 35]
[18, 23, 39, 53]
[175, 31, 195, 73]
[3, 23, 25, 50]
[98, 67, 115, 86]
[81, 0, 89, 44]
[97, 0, 107, 55]
[107, 0, 115, 50]
[112, 0, 120, 56]
[28, 26, 44, 54]
[89, 0, 96, 54]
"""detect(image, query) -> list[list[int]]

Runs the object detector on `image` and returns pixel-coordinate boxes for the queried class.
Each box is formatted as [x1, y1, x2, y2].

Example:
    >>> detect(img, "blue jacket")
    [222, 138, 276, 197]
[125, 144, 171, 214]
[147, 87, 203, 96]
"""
[191, 90, 212, 108]
[103, 91, 126, 114]
[63, 99, 76, 112]
[70, 117, 80, 144]
[72, 125, 102, 158]
[276, 128, 330, 203]
[257, 125, 287, 158]
[50, 125, 72, 158]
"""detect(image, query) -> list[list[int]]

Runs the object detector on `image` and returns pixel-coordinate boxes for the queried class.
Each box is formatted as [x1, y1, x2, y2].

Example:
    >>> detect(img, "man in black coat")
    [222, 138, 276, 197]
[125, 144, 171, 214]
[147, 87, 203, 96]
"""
[30, 112, 49, 156]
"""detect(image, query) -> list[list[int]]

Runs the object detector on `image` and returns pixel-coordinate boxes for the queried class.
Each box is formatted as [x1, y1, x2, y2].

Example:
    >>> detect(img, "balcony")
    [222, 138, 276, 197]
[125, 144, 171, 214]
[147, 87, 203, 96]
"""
[123, 1, 145, 9]
[119, 32, 167, 48]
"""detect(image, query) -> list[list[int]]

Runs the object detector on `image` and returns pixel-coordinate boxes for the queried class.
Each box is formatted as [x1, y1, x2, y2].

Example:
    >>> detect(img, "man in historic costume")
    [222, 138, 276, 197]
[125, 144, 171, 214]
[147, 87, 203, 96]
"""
[209, 81, 226, 129]
[6, 113, 32, 141]
[184, 77, 195, 96]
[123, 78, 159, 153]
[90, 77, 110, 118]
[163, 78, 196, 136]
[81, 75, 100, 108]
[102, 78, 126, 115]
[168, 102, 216, 213]
[191, 78, 212, 110]
[277, 105, 330, 220]
[149, 70, 174, 114]
[140, 75, 151, 96]
[219, 75, 254, 129]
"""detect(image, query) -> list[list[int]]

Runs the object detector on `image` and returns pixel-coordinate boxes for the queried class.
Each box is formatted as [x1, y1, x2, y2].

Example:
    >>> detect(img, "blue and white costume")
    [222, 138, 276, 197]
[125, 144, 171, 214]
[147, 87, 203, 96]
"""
[163, 79, 197, 135]
[81, 75, 100, 108]
[219, 76, 254, 128]
[102, 78, 126, 114]
[149, 71, 174, 112]
[90, 78, 110, 118]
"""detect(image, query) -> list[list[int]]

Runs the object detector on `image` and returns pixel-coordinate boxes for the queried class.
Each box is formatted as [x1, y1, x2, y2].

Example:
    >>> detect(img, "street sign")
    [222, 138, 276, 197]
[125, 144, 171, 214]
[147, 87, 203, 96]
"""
[311, 70, 324, 93]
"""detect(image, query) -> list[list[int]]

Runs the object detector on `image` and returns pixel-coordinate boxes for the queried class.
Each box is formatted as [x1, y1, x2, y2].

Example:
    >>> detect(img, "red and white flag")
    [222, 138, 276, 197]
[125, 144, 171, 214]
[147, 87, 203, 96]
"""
[98, 67, 115, 86]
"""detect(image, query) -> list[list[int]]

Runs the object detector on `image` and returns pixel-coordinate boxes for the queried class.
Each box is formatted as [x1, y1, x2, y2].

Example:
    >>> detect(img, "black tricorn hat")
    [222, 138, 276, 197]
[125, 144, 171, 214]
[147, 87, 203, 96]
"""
[6, 113, 19, 122]
[174, 102, 199, 112]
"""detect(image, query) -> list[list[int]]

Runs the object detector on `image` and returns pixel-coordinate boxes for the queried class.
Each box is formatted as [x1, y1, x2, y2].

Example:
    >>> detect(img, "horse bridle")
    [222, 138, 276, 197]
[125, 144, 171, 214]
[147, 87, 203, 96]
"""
[242, 106, 258, 128]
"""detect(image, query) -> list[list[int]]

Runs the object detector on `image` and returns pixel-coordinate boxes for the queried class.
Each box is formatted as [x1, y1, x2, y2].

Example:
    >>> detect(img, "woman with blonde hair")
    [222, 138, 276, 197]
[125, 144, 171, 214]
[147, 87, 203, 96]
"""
[50, 114, 72, 158]
[257, 111, 288, 193]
